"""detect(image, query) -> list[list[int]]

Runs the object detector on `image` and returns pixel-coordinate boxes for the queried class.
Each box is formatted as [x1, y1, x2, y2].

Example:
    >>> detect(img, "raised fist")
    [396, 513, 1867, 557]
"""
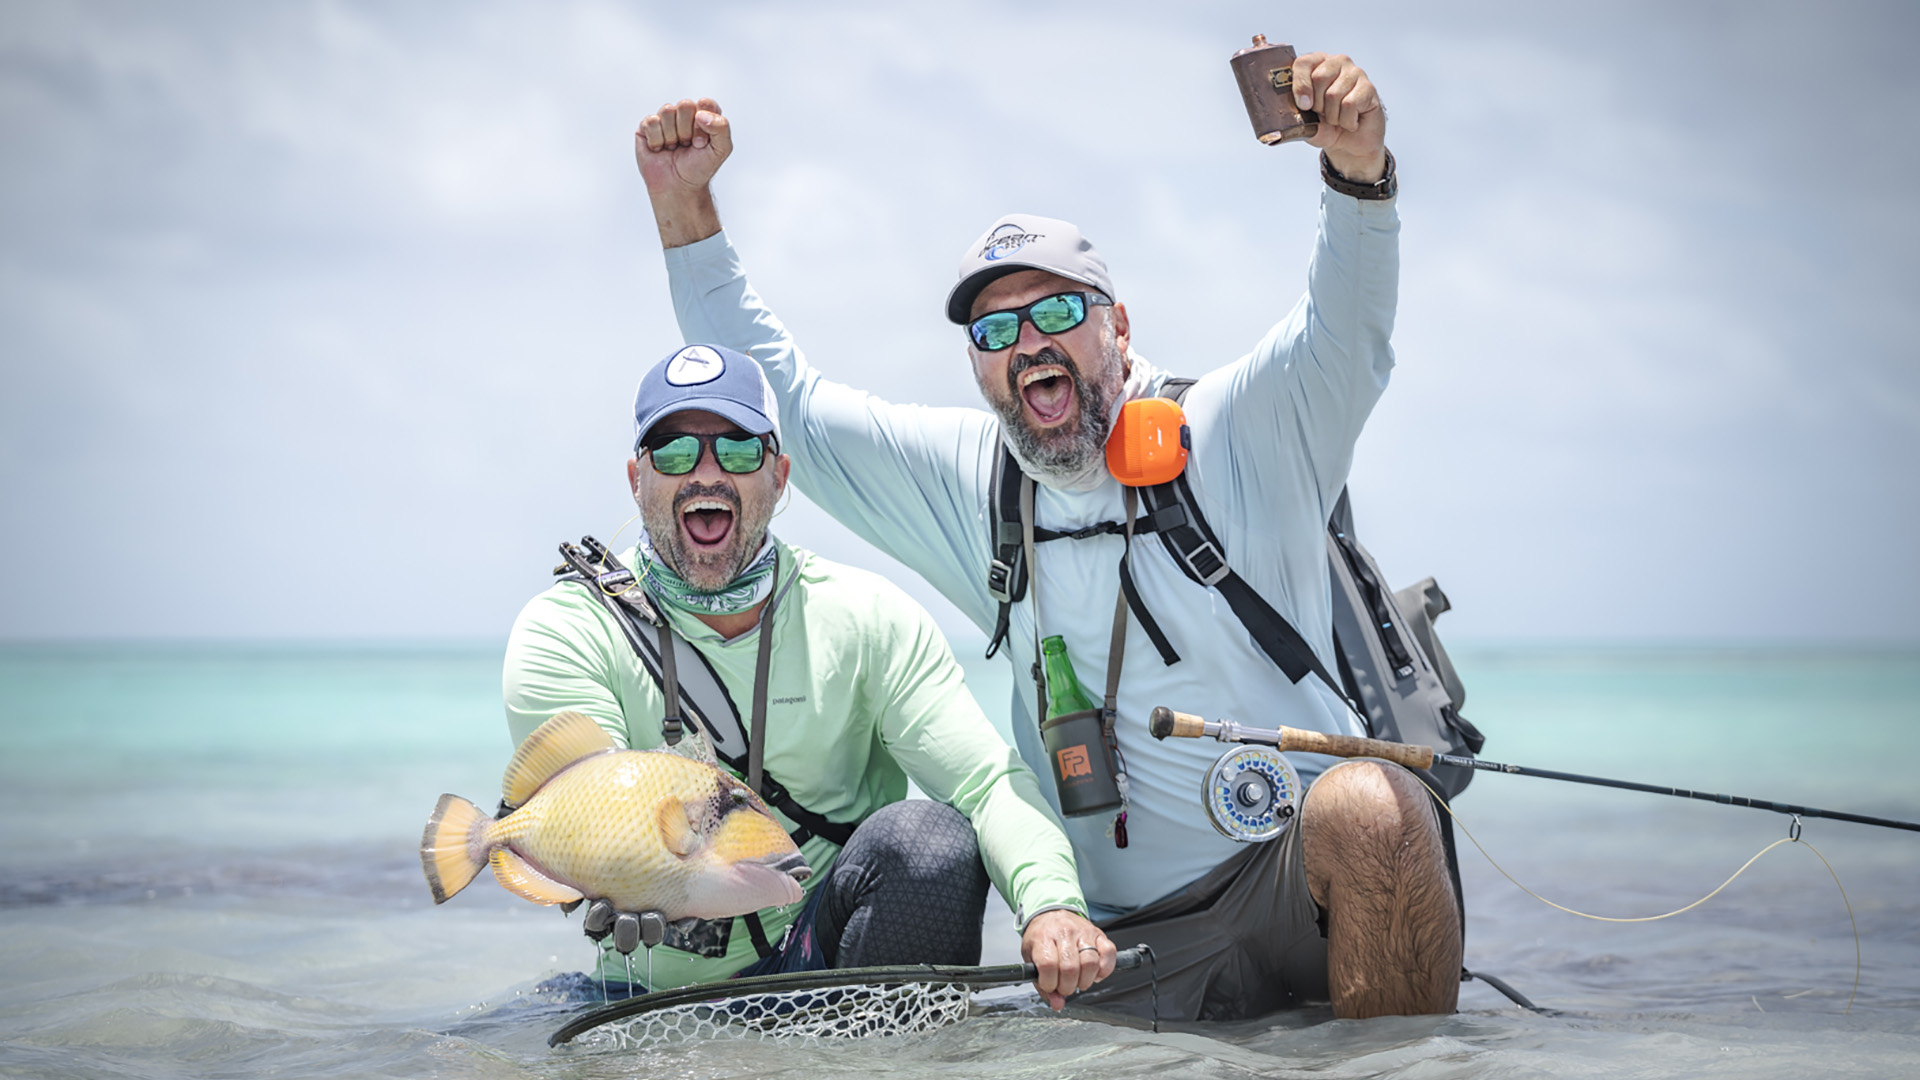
[636, 97, 733, 196]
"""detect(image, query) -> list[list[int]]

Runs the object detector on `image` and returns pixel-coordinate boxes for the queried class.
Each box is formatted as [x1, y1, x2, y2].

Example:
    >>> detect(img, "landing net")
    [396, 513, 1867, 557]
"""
[581, 981, 975, 1049]
[549, 949, 1150, 1048]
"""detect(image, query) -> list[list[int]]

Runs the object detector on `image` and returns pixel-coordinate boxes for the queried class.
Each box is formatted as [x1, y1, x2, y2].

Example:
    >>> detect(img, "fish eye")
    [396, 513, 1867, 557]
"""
[729, 788, 750, 805]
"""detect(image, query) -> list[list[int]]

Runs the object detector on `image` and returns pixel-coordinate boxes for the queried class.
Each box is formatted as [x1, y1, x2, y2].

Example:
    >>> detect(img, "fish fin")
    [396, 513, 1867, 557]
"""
[502, 710, 617, 808]
[420, 794, 491, 904]
[668, 721, 721, 768]
[656, 794, 698, 857]
[489, 848, 585, 906]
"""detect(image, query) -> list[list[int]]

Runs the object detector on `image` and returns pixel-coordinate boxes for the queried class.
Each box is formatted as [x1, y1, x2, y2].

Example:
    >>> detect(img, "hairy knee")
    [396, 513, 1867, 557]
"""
[1301, 761, 1445, 903]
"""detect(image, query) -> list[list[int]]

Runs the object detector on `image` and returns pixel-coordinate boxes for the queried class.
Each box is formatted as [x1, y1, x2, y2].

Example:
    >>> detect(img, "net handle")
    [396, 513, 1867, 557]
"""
[549, 946, 1146, 1046]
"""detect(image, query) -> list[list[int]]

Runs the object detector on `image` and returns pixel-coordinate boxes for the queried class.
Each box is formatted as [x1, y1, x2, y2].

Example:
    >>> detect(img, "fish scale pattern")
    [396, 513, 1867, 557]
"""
[820, 800, 990, 967]
[490, 750, 801, 916]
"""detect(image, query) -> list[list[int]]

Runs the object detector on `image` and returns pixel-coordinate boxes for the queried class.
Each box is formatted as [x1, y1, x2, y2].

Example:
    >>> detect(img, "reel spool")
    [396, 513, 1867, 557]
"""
[1202, 745, 1301, 842]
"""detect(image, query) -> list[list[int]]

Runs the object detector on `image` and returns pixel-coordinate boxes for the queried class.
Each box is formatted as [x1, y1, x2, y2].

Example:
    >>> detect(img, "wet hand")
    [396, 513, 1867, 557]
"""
[1292, 52, 1387, 182]
[580, 899, 666, 955]
[1021, 909, 1116, 1011]
[636, 97, 732, 196]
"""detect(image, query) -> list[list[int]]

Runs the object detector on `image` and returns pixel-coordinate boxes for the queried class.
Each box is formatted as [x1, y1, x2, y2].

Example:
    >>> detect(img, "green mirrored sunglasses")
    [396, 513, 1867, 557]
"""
[967, 291, 1112, 352]
[638, 431, 771, 475]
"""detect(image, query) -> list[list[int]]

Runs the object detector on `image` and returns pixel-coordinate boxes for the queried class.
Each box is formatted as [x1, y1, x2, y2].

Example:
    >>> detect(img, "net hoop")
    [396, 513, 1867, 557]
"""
[549, 948, 1147, 1047]
[580, 981, 975, 1049]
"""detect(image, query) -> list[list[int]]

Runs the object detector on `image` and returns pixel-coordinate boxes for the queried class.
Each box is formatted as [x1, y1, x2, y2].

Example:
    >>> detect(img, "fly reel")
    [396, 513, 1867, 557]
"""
[1202, 745, 1301, 842]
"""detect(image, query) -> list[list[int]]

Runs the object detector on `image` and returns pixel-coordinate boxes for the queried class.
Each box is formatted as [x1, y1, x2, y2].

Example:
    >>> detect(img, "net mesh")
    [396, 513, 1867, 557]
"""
[582, 981, 975, 1049]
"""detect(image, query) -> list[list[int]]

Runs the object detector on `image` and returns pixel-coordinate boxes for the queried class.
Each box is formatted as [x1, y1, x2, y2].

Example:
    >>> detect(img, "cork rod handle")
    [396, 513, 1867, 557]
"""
[1148, 706, 1209, 740]
[1275, 727, 1434, 770]
[1148, 706, 1436, 770]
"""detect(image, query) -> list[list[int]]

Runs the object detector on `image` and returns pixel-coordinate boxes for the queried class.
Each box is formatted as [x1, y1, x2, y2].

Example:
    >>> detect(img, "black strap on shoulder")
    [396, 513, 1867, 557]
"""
[982, 377, 1190, 668]
[985, 445, 1027, 658]
[1142, 470, 1344, 695]
[1141, 378, 1350, 699]
[550, 537, 855, 849]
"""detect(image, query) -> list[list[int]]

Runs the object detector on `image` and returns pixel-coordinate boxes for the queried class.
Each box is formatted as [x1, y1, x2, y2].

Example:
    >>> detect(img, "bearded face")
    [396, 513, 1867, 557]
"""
[632, 412, 786, 592]
[973, 320, 1128, 488]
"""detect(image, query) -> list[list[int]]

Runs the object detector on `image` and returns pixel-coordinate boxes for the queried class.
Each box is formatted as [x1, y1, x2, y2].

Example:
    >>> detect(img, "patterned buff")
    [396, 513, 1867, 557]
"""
[638, 532, 780, 617]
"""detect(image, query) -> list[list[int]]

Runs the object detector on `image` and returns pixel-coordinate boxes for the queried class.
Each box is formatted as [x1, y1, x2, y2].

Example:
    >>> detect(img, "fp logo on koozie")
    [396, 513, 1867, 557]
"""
[665, 345, 725, 385]
[1057, 745, 1092, 779]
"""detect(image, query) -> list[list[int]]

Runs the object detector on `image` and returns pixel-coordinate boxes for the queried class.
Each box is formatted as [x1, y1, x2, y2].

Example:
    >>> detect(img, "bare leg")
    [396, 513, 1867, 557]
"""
[1302, 759, 1461, 1018]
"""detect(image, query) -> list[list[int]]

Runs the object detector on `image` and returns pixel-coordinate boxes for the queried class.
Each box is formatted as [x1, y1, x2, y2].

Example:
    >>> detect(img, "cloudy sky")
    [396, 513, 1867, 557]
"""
[3, 0, 1915, 644]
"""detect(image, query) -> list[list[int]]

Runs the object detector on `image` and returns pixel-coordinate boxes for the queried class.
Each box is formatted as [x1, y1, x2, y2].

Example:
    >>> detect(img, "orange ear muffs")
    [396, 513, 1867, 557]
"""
[1105, 396, 1190, 487]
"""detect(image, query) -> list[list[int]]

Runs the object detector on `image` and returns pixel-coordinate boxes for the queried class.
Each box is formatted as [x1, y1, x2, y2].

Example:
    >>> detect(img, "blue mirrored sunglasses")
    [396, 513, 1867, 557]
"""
[967, 291, 1112, 352]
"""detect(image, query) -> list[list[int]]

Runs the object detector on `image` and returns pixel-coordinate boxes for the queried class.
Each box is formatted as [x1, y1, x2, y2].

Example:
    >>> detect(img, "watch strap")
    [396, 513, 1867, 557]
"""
[1321, 147, 1397, 201]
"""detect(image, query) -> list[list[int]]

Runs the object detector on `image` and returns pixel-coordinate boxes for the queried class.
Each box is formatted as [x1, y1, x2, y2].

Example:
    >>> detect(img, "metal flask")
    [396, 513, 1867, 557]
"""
[1230, 34, 1320, 145]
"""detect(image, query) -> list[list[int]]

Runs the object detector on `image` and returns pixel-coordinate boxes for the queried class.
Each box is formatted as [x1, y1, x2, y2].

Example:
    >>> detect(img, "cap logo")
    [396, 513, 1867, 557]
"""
[981, 223, 1045, 262]
[664, 345, 726, 386]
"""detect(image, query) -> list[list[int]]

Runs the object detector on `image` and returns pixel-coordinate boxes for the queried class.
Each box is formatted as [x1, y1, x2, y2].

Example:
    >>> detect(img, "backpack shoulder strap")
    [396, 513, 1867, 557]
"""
[1141, 475, 1345, 693]
[1138, 378, 1349, 696]
[984, 442, 1029, 658]
[550, 538, 855, 847]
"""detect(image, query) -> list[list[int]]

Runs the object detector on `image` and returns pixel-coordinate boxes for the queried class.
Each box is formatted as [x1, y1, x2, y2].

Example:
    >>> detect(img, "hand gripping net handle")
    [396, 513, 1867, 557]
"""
[1148, 706, 1436, 770]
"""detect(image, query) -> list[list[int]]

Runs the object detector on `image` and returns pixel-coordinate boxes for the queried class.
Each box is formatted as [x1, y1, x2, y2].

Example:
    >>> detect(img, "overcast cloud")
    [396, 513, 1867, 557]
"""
[2, 0, 1915, 643]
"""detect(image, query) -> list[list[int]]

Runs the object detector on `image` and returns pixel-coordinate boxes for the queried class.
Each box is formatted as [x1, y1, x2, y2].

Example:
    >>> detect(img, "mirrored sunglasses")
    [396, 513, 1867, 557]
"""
[967, 291, 1112, 352]
[638, 431, 771, 475]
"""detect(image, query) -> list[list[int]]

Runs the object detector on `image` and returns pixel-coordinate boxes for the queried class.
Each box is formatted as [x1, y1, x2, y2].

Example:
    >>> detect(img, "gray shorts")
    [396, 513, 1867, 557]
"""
[1078, 816, 1328, 1022]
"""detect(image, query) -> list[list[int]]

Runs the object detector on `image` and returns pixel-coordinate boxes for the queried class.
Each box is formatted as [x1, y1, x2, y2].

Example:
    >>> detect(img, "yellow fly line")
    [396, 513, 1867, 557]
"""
[1421, 777, 1862, 1013]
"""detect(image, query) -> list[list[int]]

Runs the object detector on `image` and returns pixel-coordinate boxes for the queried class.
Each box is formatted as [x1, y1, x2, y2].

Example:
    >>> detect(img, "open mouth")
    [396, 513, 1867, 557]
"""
[1019, 364, 1076, 427]
[679, 496, 737, 549]
[767, 850, 812, 882]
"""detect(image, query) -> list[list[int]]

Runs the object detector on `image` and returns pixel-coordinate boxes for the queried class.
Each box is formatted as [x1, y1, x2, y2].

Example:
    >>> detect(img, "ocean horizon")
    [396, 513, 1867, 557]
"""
[2, 639, 1915, 1077]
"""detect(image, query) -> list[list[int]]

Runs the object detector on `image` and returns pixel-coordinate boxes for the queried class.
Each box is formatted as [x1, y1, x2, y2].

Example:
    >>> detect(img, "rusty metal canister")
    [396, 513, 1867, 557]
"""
[1230, 34, 1319, 145]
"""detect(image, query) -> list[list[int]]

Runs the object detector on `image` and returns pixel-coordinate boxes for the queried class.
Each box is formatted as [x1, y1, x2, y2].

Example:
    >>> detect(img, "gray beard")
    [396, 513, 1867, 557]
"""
[994, 346, 1119, 494]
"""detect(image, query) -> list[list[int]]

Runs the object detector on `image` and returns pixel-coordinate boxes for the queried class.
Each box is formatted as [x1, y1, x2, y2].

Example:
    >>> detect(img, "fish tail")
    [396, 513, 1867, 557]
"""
[420, 793, 492, 904]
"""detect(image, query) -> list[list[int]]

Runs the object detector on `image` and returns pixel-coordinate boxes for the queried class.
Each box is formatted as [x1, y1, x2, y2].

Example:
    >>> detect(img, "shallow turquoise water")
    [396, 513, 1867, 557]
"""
[1, 641, 1916, 1078]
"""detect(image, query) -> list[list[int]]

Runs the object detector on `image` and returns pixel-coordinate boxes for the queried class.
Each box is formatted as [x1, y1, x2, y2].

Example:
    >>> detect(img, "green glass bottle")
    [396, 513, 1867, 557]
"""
[1039, 635, 1122, 817]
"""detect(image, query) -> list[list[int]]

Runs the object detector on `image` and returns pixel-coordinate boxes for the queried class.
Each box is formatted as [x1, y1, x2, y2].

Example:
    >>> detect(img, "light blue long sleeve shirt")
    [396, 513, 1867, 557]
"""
[665, 189, 1399, 913]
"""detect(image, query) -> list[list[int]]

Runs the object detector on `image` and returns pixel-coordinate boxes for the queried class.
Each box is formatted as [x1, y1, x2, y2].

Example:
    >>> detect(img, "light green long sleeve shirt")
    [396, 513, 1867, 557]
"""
[502, 540, 1084, 987]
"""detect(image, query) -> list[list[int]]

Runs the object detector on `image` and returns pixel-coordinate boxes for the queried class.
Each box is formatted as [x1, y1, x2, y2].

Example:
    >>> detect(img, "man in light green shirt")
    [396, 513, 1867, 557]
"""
[503, 343, 1113, 1007]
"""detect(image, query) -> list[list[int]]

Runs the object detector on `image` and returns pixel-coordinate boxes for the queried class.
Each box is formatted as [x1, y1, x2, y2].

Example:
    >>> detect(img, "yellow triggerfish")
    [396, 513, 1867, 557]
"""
[420, 710, 810, 919]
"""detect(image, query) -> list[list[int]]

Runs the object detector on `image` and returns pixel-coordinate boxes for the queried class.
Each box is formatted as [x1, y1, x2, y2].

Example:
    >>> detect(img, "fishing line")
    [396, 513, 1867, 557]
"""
[1150, 708, 1886, 1011]
[593, 511, 645, 599]
[1419, 777, 1862, 1013]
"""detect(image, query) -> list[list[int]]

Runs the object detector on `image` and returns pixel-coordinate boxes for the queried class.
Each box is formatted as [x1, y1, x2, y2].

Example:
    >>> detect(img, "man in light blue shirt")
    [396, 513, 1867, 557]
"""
[630, 51, 1460, 1021]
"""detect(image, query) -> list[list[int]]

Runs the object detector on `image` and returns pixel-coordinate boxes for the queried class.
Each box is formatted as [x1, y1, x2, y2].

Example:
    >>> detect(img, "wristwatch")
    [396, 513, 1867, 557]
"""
[1321, 148, 1397, 201]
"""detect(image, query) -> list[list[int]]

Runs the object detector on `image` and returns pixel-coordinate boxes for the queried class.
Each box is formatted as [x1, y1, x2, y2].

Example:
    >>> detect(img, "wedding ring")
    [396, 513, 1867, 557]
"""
[1078, 945, 1100, 953]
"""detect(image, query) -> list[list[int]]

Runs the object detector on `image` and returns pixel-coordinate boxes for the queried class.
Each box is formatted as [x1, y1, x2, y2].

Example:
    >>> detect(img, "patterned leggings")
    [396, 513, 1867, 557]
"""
[816, 799, 990, 967]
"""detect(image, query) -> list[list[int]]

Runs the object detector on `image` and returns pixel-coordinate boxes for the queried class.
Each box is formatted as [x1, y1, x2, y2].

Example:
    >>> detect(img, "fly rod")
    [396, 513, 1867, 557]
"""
[1148, 706, 1920, 834]
[550, 946, 1150, 1045]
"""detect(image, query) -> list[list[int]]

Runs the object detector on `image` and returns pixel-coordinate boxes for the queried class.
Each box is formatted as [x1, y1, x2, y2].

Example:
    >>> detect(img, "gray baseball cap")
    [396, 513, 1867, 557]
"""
[945, 213, 1115, 325]
[632, 343, 781, 451]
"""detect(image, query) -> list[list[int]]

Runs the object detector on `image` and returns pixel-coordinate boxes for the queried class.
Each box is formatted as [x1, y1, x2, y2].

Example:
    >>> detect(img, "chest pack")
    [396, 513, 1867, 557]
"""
[546, 536, 857, 960]
[984, 378, 1486, 799]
